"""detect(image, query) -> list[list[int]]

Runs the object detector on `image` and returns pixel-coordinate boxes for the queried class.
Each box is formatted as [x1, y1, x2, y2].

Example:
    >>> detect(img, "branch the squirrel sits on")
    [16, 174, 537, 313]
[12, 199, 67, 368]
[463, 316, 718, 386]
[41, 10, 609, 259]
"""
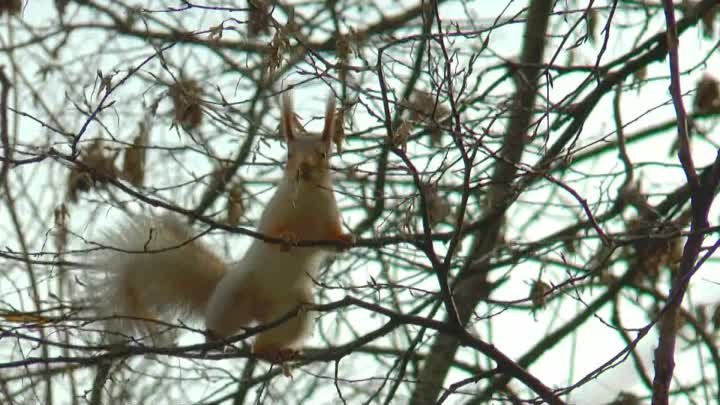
[89, 91, 352, 362]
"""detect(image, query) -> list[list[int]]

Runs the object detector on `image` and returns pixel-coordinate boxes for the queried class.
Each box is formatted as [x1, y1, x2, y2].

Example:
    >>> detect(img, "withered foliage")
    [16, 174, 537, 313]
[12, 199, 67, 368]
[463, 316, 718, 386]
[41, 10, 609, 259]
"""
[333, 108, 346, 153]
[122, 126, 148, 187]
[0, 0, 22, 16]
[420, 182, 451, 228]
[53, 204, 69, 254]
[226, 182, 245, 226]
[529, 280, 551, 309]
[66, 139, 119, 202]
[392, 119, 411, 152]
[694, 74, 720, 114]
[407, 90, 450, 146]
[625, 217, 683, 284]
[169, 79, 204, 129]
[265, 27, 289, 76]
[247, 0, 271, 37]
[609, 392, 641, 405]
[701, 5, 718, 38]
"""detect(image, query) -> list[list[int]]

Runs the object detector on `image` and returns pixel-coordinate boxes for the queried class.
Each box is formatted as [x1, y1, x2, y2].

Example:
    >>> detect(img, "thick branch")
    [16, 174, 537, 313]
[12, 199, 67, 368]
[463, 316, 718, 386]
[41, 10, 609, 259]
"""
[410, 0, 555, 403]
[652, 3, 720, 404]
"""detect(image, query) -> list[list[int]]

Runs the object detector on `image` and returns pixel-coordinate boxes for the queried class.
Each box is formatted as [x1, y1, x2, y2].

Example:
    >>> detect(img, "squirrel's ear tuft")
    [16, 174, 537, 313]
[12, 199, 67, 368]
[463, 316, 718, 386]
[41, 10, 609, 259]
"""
[322, 95, 336, 146]
[281, 92, 295, 143]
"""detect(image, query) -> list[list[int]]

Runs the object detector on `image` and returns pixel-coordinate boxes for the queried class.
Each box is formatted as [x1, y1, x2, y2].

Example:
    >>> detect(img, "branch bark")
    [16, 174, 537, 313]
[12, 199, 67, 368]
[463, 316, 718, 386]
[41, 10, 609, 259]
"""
[652, 2, 720, 404]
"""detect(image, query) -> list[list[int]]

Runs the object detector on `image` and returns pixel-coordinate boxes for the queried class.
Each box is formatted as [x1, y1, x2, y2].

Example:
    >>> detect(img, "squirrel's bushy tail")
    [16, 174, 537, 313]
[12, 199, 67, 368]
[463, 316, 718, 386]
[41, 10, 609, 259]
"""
[88, 214, 227, 343]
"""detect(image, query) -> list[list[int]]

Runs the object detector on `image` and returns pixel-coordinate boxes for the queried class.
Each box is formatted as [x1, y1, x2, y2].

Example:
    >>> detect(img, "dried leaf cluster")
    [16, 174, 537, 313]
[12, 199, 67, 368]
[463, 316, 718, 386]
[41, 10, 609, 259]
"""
[333, 108, 346, 153]
[122, 126, 148, 187]
[407, 90, 450, 146]
[0, 0, 21, 15]
[226, 181, 245, 226]
[248, 0, 271, 37]
[67, 124, 150, 202]
[529, 279, 551, 309]
[420, 182, 451, 227]
[393, 119, 412, 152]
[336, 33, 355, 87]
[701, 5, 718, 38]
[265, 27, 289, 76]
[609, 392, 640, 405]
[625, 217, 683, 284]
[169, 79, 204, 129]
[694, 74, 720, 113]
[53, 204, 68, 254]
[66, 139, 118, 202]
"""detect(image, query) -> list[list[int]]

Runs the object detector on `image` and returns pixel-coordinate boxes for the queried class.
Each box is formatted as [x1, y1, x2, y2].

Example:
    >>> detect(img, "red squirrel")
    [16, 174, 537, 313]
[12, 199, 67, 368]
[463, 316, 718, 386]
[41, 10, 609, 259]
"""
[91, 92, 351, 361]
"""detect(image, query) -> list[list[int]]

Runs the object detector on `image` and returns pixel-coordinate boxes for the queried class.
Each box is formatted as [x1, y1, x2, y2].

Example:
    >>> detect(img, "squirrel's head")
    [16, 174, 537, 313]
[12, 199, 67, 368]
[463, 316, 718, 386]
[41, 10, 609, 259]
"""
[281, 92, 336, 184]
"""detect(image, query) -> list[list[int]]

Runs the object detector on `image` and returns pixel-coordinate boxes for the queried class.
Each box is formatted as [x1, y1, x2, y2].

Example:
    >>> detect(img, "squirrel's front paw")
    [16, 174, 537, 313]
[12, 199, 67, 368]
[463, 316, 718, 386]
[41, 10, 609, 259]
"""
[336, 233, 355, 251]
[202, 329, 225, 356]
[254, 347, 299, 377]
[271, 228, 299, 251]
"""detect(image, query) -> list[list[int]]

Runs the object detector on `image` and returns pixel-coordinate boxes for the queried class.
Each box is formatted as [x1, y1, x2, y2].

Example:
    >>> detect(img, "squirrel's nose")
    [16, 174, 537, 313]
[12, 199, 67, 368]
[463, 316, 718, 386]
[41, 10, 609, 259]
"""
[299, 162, 316, 180]
[299, 162, 312, 173]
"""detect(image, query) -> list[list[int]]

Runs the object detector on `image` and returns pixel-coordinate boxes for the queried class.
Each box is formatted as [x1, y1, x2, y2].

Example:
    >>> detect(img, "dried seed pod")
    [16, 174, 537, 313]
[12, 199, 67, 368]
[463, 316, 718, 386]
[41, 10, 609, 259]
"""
[562, 233, 580, 254]
[265, 27, 289, 76]
[587, 8, 598, 44]
[0, 0, 22, 15]
[632, 65, 647, 82]
[66, 171, 93, 203]
[285, 4, 297, 33]
[95, 69, 115, 99]
[610, 392, 640, 405]
[712, 305, 720, 332]
[626, 216, 683, 284]
[696, 304, 708, 330]
[701, 6, 717, 39]
[248, 0, 271, 37]
[169, 79, 204, 129]
[122, 129, 148, 187]
[125, 6, 141, 26]
[694, 74, 720, 114]
[227, 182, 245, 226]
[337, 34, 351, 62]
[667, 234, 684, 271]
[83, 139, 118, 180]
[212, 160, 232, 192]
[53, 204, 69, 254]
[66, 139, 119, 202]
[393, 119, 411, 152]
[333, 108, 346, 153]
[421, 182, 451, 227]
[529, 280, 551, 309]
[337, 33, 352, 85]
[55, 0, 69, 17]
[626, 217, 661, 282]
[209, 22, 224, 42]
[407, 90, 449, 146]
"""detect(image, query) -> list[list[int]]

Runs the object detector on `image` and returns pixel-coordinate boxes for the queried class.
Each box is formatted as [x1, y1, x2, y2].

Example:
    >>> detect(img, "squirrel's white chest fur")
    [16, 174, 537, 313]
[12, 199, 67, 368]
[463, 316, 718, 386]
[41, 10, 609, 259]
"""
[244, 239, 328, 294]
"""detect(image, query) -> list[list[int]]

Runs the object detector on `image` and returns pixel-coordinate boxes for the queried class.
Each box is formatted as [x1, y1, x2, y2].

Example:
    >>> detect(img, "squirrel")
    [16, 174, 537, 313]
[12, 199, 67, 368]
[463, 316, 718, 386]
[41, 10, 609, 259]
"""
[89, 92, 352, 361]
